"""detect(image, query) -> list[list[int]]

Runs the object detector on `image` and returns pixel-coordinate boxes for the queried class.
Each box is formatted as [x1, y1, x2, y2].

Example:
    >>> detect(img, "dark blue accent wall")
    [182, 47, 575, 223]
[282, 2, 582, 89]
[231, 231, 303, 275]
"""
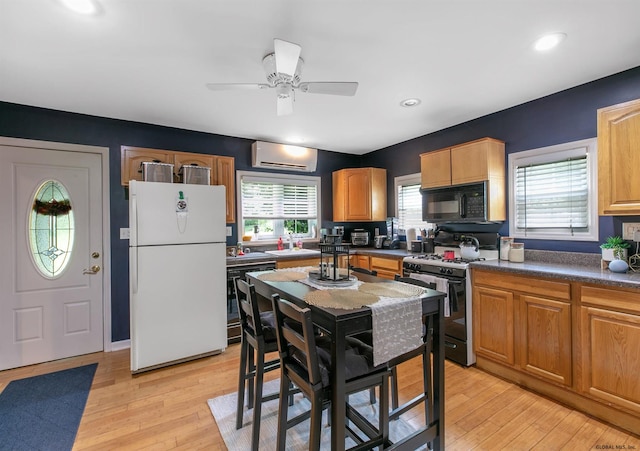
[0, 103, 359, 341]
[365, 66, 640, 253]
[1, 65, 639, 341]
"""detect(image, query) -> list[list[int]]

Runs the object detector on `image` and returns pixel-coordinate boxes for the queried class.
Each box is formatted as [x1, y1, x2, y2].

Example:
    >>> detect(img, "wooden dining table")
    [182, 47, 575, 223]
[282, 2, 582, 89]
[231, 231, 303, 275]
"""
[246, 269, 445, 451]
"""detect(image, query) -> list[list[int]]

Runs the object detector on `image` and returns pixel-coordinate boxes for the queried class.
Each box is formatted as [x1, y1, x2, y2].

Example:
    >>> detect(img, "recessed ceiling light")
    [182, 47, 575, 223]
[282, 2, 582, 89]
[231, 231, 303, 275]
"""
[533, 32, 567, 52]
[400, 98, 421, 108]
[59, 0, 100, 15]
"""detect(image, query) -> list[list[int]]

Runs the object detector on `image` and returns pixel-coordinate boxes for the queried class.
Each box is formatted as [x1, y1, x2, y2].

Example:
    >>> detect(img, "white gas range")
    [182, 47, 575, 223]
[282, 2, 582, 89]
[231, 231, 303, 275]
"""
[402, 244, 499, 366]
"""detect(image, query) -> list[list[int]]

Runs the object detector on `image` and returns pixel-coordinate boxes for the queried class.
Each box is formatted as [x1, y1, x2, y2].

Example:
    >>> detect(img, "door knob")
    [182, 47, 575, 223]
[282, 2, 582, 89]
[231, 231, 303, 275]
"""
[83, 265, 101, 275]
[92, 252, 100, 259]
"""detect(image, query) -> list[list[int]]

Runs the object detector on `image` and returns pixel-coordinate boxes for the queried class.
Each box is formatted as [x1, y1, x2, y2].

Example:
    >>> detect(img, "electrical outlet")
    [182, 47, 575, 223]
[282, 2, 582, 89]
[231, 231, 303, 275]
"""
[119, 228, 130, 239]
[226, 226, 232, 237]
[622, 222, 640, 240]
[635, 230, 640, 242]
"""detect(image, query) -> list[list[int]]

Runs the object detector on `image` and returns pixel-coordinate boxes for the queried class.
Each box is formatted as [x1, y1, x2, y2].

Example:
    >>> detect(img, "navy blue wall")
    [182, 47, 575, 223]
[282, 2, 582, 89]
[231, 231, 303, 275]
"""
[364, 66, 640, 253]
[0, 103, 359, 341]
[2, 65, 640, 341]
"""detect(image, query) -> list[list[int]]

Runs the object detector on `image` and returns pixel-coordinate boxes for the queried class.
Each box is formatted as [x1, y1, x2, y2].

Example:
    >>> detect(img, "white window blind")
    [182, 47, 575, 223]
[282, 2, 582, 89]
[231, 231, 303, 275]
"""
[241, 181, 317, 220]
[237, 171, 321, 240]
[515, 157, 588, 230]
[508, 138, 598, 241]
[398, 182, 423, 231]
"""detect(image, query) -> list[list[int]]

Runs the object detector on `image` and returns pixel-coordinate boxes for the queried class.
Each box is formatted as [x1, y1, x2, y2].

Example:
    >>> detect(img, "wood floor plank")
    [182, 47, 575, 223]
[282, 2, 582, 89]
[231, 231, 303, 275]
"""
[0, 343, 638, 449]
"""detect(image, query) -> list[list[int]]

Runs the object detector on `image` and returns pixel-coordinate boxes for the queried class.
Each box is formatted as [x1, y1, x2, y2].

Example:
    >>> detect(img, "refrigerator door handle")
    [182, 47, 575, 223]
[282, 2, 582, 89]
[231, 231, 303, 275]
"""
[130, 194, 137, 247]
[131, 249, 138, 294]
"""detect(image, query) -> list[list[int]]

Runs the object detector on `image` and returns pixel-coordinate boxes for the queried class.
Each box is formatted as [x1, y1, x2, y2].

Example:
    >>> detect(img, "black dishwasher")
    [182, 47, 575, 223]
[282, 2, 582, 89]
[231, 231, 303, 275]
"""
[226, 260, 276, 343]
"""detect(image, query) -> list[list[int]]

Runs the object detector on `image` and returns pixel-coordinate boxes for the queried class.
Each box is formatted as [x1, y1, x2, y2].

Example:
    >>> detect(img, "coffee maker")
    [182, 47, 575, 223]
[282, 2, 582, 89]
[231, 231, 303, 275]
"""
[383, 217, 400, 249]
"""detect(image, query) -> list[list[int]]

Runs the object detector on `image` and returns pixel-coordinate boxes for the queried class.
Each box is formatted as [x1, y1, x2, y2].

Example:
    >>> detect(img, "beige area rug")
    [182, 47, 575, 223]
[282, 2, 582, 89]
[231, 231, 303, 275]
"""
[208, 379, 426, 450]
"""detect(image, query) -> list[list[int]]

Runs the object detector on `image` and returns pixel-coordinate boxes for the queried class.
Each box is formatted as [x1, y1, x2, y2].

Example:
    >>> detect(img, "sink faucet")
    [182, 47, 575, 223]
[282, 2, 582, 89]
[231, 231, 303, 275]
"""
[288, 233, 294, 250]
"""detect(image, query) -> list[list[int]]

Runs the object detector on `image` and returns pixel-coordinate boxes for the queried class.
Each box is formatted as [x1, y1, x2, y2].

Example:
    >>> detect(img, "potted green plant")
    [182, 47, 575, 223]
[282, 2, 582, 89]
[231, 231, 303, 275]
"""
[600, 236, 630, 261]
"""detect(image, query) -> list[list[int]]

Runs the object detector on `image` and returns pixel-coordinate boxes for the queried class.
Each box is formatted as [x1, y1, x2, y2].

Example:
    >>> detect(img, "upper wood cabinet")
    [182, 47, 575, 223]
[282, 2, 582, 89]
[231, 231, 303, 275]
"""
[121, 146, 174, 185]
[597, 98, 640, 215]
[121, 146, 235, 223]
[420, 137, 505, 188]
[333, 168, 387, 222]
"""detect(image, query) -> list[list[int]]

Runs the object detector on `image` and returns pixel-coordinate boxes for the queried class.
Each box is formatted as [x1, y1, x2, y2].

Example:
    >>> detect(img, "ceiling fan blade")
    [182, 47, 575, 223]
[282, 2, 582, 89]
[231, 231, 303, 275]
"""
[298, 82, 359, 96]
[277, 95, 294, 116]
[274, 39, 301, 77]
[206, 83, 270, 91]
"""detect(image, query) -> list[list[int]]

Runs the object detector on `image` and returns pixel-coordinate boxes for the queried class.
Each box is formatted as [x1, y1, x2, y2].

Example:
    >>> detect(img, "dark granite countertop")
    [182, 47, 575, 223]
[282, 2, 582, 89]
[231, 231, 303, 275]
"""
[470, 258, 640, 289]
[225, 247, 413, 267]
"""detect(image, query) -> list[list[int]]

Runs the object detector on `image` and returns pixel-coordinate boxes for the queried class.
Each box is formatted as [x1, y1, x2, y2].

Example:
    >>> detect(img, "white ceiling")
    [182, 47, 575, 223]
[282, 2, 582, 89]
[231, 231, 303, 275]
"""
[2, 1, 640, 155]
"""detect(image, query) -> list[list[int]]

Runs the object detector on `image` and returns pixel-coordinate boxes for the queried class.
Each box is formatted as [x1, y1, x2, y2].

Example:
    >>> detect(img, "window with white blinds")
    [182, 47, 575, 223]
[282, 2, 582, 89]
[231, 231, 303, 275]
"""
[395, 173, 433, 233]
[237, 171, 321, 241]
[508, 138, 598, 241]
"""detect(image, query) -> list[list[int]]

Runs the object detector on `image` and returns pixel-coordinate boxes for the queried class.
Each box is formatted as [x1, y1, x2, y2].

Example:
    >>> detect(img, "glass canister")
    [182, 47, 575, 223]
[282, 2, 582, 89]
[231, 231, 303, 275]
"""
[500, 237, 514, 261]
[509, 242, 525, 262]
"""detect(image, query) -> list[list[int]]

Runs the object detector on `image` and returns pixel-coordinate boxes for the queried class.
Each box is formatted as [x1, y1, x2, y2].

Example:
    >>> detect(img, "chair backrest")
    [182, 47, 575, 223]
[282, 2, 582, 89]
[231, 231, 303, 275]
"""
[271, 294, 323, 387]
[350, 266, 378, 276]
[235, 278, 266, 338]
[394, 274, 436, 290]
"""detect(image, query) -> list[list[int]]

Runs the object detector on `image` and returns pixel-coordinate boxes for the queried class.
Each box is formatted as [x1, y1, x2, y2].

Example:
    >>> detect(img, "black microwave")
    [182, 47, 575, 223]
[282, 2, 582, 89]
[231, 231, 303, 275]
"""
[421, 182, 488, 223]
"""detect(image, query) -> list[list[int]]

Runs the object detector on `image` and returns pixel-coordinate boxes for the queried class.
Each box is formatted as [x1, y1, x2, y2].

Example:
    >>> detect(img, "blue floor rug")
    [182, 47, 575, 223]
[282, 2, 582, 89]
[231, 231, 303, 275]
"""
[0, 363, 97, 451]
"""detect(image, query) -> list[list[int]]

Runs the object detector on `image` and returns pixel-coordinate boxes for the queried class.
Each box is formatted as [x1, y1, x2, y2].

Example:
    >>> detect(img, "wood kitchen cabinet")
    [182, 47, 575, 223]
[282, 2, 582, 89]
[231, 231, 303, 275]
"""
[121, 146, 236, 223]
[369, 255, 402, 280]
[276, 258, 320, 269]
[350, 254, 371, 271]
[597, 97, 640, 215]
[333, 168, 387, 221]
[121, 146, 174, 185]
[580, 285, 640, 415]
[472, 269, 572, 386]
[420, 137, 505, 189]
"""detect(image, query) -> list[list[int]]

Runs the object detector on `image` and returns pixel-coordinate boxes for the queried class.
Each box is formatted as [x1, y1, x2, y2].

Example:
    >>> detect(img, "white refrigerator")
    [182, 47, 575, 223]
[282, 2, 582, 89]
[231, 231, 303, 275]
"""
[129, 180, 227, 373]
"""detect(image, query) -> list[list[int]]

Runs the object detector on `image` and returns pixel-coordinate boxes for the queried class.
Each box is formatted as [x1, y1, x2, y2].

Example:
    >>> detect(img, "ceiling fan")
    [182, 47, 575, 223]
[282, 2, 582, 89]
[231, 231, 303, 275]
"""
[206, 39, 359, 116]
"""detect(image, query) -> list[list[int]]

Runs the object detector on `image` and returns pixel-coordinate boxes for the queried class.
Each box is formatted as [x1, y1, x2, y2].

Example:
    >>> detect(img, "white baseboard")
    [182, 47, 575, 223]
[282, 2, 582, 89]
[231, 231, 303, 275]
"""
[109, 339, 131, 352]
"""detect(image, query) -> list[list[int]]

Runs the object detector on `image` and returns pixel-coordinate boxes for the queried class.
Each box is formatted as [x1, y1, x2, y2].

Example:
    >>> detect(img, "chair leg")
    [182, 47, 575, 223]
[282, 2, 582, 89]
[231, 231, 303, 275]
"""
[369, 387, 376, 404]
[309, 390, 324, 450]
[250, 346, 266, 451]
[390, 366, 399, 410]
[380, 374, 390, 446]
[276, 374, 290, 451]
[236, 338, 249, 430]
[247, 347, 255, 409]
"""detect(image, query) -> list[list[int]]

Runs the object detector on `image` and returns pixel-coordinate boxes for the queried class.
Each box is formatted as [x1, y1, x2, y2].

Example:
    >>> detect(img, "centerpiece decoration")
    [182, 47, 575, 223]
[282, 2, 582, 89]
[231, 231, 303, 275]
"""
[600, 235, 631, 273]
[309, 233, 355, 286]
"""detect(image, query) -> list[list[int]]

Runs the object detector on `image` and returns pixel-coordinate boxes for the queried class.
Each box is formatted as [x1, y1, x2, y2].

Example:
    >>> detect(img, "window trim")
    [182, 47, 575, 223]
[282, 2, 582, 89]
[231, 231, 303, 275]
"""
[236, 170, 322, 243]
[394, 173, 434, 233]
[508, 138, 598, 241]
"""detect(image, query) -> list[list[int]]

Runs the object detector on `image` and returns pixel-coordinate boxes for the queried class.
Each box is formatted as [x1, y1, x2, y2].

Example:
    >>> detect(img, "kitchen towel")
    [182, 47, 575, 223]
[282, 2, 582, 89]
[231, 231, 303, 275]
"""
[409, 273, 450, 317]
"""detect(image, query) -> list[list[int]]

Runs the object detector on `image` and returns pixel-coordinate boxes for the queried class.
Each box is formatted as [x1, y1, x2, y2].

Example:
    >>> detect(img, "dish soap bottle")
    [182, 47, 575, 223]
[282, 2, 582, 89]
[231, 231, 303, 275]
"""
[277, 236, 284, 250]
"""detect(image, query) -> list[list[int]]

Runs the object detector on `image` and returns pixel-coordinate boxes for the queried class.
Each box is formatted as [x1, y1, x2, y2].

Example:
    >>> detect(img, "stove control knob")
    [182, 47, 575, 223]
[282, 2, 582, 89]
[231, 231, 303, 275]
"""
[446, 268, 453, 275]
[439, 267, 446, 274]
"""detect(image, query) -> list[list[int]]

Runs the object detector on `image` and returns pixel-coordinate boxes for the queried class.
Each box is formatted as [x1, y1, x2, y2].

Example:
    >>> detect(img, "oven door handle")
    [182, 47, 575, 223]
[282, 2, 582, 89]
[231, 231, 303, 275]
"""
[448, 280, 460, 312]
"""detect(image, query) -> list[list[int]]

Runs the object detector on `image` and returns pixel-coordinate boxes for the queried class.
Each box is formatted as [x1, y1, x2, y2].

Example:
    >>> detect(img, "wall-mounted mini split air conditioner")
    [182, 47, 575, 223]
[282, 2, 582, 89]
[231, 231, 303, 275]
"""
[251, 141, 318, 172]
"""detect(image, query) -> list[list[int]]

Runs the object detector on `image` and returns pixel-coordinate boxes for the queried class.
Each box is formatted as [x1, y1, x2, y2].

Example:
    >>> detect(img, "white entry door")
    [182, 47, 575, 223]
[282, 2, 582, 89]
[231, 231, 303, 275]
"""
[0, 141, 104, 370]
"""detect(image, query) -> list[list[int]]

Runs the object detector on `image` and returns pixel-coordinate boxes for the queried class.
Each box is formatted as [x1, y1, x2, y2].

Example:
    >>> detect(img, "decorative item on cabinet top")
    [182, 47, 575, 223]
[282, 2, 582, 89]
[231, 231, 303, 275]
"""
[121, 145, 236, 223]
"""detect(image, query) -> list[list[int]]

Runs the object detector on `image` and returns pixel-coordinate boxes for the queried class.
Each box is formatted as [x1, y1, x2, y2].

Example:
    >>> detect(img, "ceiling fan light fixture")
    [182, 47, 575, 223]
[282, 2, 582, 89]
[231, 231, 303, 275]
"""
[533, 32, 567, 52]
[400, 98, 421, 107]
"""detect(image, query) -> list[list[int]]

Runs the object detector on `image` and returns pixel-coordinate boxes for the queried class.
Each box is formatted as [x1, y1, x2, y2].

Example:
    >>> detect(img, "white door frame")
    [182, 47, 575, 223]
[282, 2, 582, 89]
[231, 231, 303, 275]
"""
[0, 136, 112, 351]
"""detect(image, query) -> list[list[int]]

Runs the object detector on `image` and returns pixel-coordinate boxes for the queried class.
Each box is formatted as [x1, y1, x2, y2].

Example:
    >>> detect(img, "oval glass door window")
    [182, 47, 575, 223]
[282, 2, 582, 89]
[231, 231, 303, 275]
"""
[28, 180, 75, 278]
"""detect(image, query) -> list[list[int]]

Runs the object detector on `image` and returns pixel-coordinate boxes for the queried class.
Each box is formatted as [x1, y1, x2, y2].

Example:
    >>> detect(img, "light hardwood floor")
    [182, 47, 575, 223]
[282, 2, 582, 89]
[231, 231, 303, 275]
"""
[0, 344, 637, 450]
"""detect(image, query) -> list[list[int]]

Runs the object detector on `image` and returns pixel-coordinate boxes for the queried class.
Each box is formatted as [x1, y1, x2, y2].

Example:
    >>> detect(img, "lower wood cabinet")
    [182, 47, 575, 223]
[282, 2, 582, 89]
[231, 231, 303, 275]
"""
[472, 268, 640, 435]
[350, 254, 370, 271]
[276, 258, 320, 269]
[472, 269, 572, 386]
[580, 285, 640, 415]
[369, 256, 402, 280]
